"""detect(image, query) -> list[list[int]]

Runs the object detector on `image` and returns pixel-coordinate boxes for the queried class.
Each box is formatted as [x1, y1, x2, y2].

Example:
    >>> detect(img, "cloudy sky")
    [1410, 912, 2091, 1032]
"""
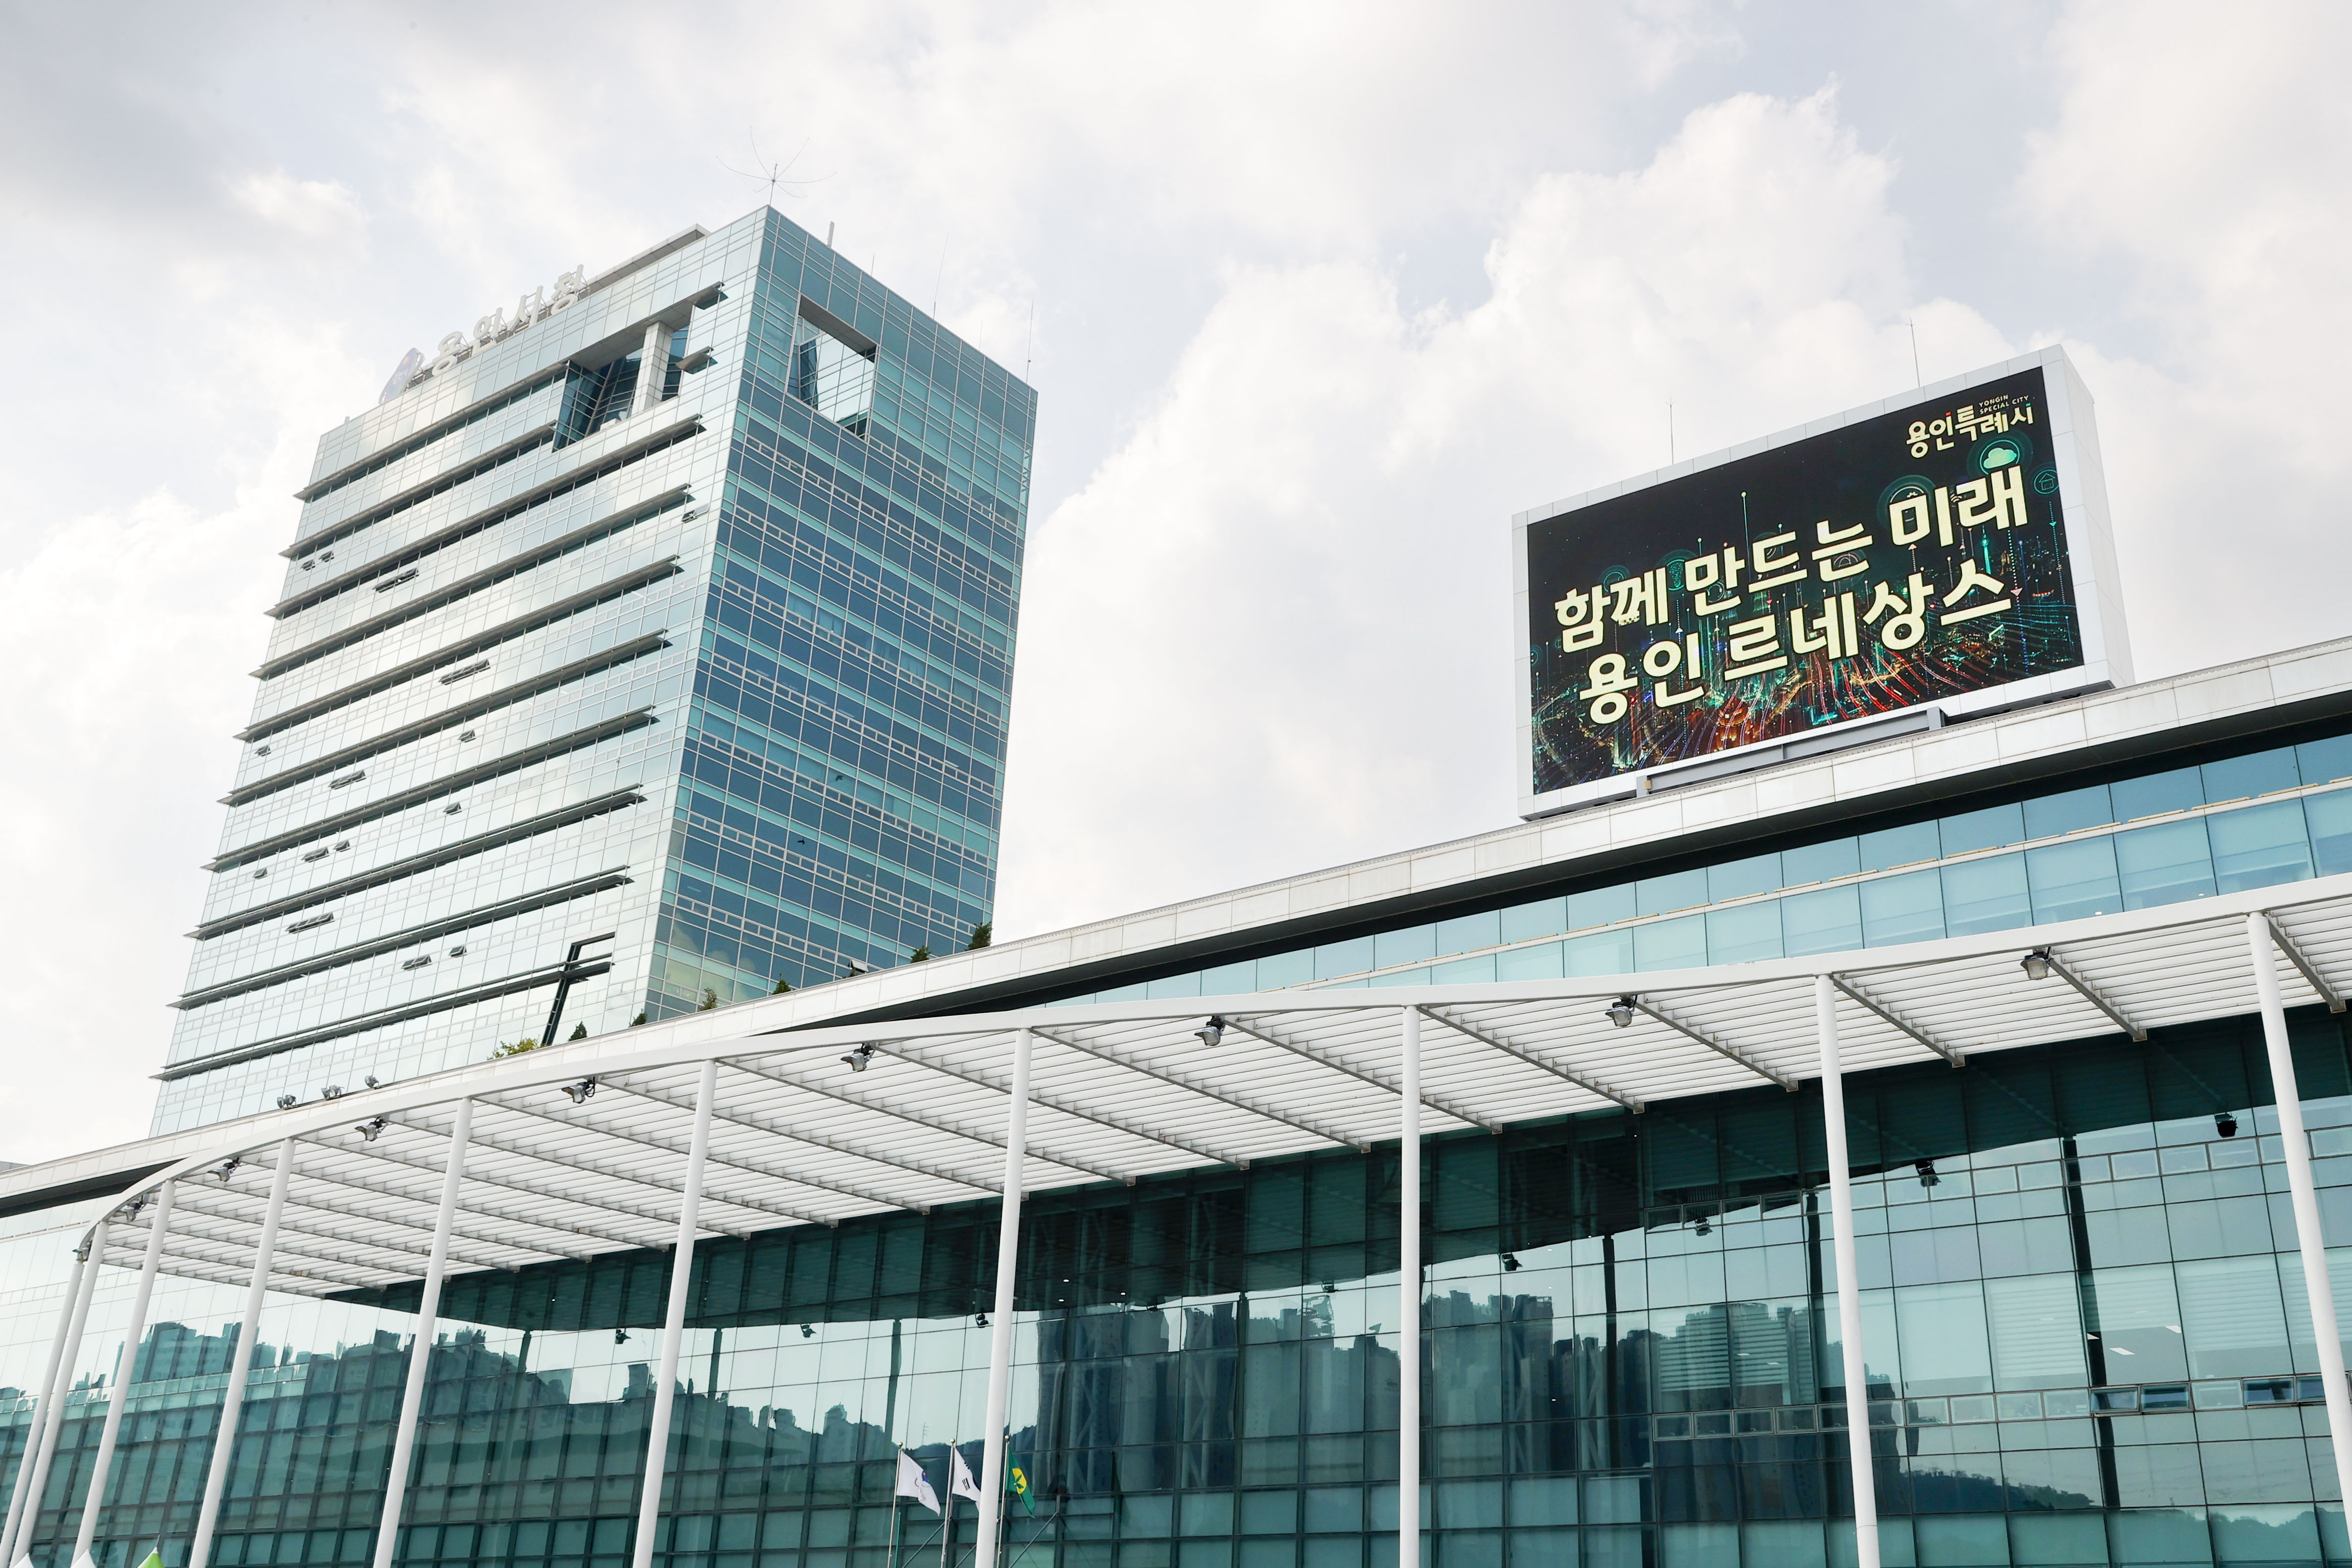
[3, 0, 2346, 1162]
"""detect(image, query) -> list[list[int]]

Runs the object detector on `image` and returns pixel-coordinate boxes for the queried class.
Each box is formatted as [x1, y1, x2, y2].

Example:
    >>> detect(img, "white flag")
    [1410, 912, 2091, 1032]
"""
[896, 1448, 941, 1513]
[948, 1442, 983, 1503]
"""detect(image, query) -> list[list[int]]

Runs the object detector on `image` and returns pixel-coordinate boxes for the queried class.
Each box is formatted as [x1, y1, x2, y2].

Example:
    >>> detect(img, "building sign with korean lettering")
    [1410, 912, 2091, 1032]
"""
[1520, 362, 2099, 807]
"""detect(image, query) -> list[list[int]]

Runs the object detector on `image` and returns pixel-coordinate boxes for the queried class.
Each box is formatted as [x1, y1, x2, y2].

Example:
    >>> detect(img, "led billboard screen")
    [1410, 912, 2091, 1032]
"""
[1518, 358, 2119, 811]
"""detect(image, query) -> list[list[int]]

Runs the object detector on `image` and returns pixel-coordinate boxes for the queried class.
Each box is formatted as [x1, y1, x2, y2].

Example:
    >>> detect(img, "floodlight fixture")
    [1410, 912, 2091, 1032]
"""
[1915, 1159, 1940, 1189]
[2021, 948, 2053, 982]
[561, 1079, 598, 1105]
[1606, 997, 1636, 1030]
[276, 1094, 300, 1109]
[2216, 1110, 2240, 1139]
[321, 1085, 344, 1099]
[1194, 1015, 1227, 1048]
[355, 1117, 388, 1142]
[211, 1159, 240, 1184]
[842, 1044, 876, 1072]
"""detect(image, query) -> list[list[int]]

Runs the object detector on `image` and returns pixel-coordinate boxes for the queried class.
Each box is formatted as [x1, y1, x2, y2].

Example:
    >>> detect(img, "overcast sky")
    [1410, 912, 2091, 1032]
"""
[3, 0, 2347, 1164]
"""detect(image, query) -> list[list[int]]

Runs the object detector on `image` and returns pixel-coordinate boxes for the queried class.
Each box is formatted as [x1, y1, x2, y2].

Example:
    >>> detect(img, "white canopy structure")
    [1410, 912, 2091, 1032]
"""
[16, 875, 2352, 1568]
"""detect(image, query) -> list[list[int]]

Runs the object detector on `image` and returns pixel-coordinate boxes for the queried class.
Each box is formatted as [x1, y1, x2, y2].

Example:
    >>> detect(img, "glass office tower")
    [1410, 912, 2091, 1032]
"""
[156, 210, 1035, 1135]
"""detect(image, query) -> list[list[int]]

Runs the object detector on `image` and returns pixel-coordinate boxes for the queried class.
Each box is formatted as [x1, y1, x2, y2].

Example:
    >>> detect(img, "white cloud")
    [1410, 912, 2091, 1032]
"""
[229, 170, 366, 242]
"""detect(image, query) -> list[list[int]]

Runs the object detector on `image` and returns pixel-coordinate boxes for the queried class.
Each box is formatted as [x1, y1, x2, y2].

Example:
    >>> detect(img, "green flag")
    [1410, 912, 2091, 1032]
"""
[1007, 1453, 1036, 1515]
[137, 1548, 164, 1568]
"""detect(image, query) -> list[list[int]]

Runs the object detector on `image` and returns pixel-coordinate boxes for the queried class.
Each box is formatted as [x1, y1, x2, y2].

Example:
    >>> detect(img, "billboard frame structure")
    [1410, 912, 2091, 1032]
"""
[1511, 344, 2133, 820]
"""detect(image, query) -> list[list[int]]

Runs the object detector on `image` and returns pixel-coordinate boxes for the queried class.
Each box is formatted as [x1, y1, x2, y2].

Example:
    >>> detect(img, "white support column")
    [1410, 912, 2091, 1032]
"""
[974, 1027, 1032, 1568]
[1398, 1007, 1422, 1568]
[370, 1103, 473, 1568]
[631, 1063, 717, 1568]
[4, 1230, 101, 1567]
[1, 1246, 84, 1565]
[1816, 976, 1880, 1568]
[73, 1185, 176, 1567]
[189, 1142, 295, 1568]
[2247, 913, 2352, 1509]
[632, 319, 671, 417]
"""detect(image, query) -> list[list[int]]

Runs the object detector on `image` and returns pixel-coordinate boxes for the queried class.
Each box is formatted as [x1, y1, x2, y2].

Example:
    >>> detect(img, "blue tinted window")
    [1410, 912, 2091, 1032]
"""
[2024, 785, 2114, 840]
[1568, 885, 1637, 930]
[1782, 886, 1863, 956]
[2202, 747, 2299, 804]
[1859, 820, 1941, 873]
[1432, 954, 1497, 985]
[2026, 836, 2122, 922]
[1146, 970, 1202, 1000]
[1497, 942, 1564, 981]
[1259, 949, 1316, 989]
[1707, 853, 1783, 903]
[1499, 898, 1566, 944]
[1200, 959, 1257, 995]
[1436, 911, 1501, 958]
[2307, 789, 2352, 877]
[1637, 869, 1710, 917]
[2113, 766, 2204, 820]
[1096, 982, 1148, 1003]
[1315, 937, 1375, 979]
[1634, 916, 1707, 970]
[1942, 855, 2031, 936]
[1375, 925, 1437, 969]
[1861, 869, 1945, 947]
[2209, 800, 2314, 893]
[1782, 837, 1861, 886]
[1369, 966, 1429, 988]
[1939, 804, 2024, 856]
[1704, 902, 1783, 964]
[2298, 736, 2352, 787]
[2115, 819, 2216, 910]
[1564, 929, 1635, 976]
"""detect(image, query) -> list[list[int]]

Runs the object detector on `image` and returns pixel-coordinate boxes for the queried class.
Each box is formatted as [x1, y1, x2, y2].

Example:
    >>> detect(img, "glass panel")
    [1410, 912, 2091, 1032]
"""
[2113, 765, 2205, 821]
[2298, 734, 2352, 787]
[2026, 836, 2122, 922]
[1431, 955, 1496, 985]
[1564, 928, 1635, 976]
[2116, 818, 2218, 909]
[1498, 898, 1566, 944]
[1435, 912, 1501, 959]
[1314, 937, 1375, 980]
[1375, 925, 1437, 969]
[1201, 959, 1258, 995]
[1893, 1282, 1993, 1396]
[1859, 820, 1940, 872]
[1146, 971, 1204, 1000]
[1496, 942, 1563, 981]
[2208, 800, 2315, 893]
[1636, 870, 1709, 917]
[2084, 1264, 2189, 1382]
[1939, 803, 2025, 856]
[1783, 837, 1861, 886]
[1860, 869, 1944, 947]
[1782, 885, 1864, 957]
[1983, 1273, 2087, 1390]
[1707, 853, 1783, 903]
[1940, 855, 2031, 936]
[2203, 747, 2300, 804]
[1634, 916, 1707, 971]
[1567, 884, 1637, 931]
[2177, 1254, 2291, 1378]
[1703, 901, 1782, 964]
[2308, 788, 2352, 876]
[1259, 949, 1316, 989]
[1370, 966, 1431, 989]
[2023, 785, 2115, 841]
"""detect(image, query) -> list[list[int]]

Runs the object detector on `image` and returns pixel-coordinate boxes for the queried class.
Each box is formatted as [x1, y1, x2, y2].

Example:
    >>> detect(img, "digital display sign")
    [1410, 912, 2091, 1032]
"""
[1515, 351, 2130, 816]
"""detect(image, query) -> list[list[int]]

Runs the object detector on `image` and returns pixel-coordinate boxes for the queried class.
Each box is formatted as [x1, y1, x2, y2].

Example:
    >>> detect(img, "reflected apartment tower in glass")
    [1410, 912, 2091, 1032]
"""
[157, 210, 1035, 1134]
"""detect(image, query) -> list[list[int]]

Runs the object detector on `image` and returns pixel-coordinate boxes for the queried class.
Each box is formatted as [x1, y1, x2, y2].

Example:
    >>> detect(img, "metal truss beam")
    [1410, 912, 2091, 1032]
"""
[2268, 915, 2347, 1013]
[474, 1097, 840, 1227]
[602, 1073, 971, 1205]
[272, 1151, 614, 1258]
[1831, 975, 1964, 1066]
[100, 1246, 337, 1299]
[1026, 1025, 1369, 1152]
[1224, 1013, 1504, 1131]
[1414, 1005, 1643, 1110]
[1630, 995, 1796, 1090]
[2032, 947, 2148, 1042]
[318, 1134, 712, 1242]
[144, 1214, 409, 1288]
[879, 1039, 1254, 1168]
[168, 1191, 520, 1275]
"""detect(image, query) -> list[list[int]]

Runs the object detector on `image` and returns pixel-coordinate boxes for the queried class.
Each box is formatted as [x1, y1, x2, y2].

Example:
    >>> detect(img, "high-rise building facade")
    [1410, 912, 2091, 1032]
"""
[156, 209, 1036, 1135]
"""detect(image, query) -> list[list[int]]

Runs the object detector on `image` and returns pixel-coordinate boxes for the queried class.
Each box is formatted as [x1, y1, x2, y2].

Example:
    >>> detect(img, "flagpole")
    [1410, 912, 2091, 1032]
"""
[886, 1495, 901, 1568]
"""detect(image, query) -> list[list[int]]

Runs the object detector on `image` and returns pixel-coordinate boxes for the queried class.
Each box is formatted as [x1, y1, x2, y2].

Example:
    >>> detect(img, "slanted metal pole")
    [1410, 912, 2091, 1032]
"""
[189, 1141, 295, 1568]
[0, 1246, 83, 1565]
[1398, 1007, 1422, 1568]
[1817, 976, 1880, 1568]
[74, 1186, 177, 1566]
[631, 1062, 717, 1568]
[370, 1102, 473, 1568]
[4, 1230, 102, 1567]
[975, 1027, 1033, 1568]
[2247, 913, 2352, 1509]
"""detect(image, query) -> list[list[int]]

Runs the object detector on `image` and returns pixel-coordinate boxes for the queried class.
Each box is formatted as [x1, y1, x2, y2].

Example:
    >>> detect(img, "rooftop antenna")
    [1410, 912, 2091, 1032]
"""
[1024, 301, 1035, 382]
[718, 131, 831, 211]
[1668, 400, 1676, 466]
[1906, 318, 1923, 387]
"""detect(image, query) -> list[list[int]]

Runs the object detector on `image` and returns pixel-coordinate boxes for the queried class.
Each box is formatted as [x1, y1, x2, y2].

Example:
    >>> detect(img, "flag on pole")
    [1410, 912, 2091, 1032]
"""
[948, 1443, 983, 1504]
[1007, 1452, 1037, 1516]
[134, 1550, 164, 1568]
[896, 1448, 941, 1513]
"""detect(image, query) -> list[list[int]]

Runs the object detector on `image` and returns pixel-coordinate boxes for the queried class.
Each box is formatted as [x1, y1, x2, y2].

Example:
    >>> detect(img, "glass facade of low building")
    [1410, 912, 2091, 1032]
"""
[158, 209, 1035, 1135]
[9, 1011, 2352, 1568]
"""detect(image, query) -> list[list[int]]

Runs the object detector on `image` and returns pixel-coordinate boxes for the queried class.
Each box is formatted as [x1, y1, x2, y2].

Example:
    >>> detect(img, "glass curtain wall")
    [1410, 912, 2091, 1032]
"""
[10, 1010, 2352, 1568]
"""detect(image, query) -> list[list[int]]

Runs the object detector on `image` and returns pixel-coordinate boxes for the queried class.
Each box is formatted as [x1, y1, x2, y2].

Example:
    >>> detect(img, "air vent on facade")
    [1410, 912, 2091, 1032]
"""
[300, 560, 316, 571]
[302, 849, 328, 863]
[373, 568, 419, 594]
[438, 660, 492, 685]
[252, 869, 268, 879]
[448, 945, 467, 957]
[333, 840, 351, 851]
[400, 956, 431, 971]
[255, 745, 271, 755]
[287, 913, 333, 933]
[444, 803, 463, 815]
[329, 770, 367, 790]
[459, 729, 477, 742]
